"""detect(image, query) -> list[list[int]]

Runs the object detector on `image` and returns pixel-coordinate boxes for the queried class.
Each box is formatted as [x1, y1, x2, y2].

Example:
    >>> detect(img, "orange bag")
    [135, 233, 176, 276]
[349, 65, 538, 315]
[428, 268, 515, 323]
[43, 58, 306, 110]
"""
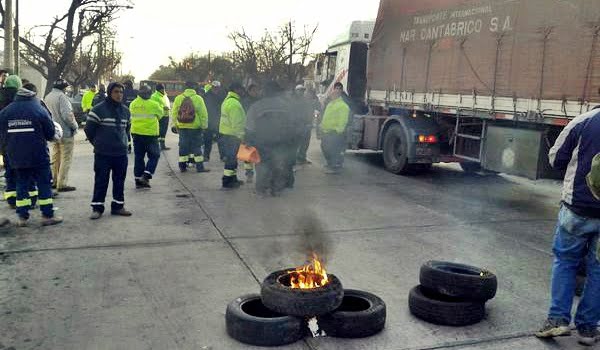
[237, 144, 261, 164]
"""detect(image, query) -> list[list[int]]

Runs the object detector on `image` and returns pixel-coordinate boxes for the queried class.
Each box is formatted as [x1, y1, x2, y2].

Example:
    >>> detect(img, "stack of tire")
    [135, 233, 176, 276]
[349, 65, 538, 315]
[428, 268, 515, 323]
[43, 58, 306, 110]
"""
[409, 261, 497, 326]
[226, 269, 387, 346]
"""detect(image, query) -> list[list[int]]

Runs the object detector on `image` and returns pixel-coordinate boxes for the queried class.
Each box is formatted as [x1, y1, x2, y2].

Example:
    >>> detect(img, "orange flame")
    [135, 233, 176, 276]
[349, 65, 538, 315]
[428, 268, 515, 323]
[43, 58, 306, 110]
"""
[288, 253, 329, 289]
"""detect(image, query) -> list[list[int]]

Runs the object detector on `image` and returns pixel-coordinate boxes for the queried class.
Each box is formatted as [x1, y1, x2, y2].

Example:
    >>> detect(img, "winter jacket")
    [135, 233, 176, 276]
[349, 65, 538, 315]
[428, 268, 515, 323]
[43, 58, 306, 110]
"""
[245, 95, 303, 148]
[0, 88, 55, 169]
[85, 96, 131, 156]
[150, 91, 169, 119]
[0, 87, 18, 110]
[220, 92, 246, 139]
[549, 109, 600, 218]
[320, 97, 350, 134]
[45, 88, 78, 138]
[129, 96, 163, 136]
[204, 90, 225, 131]
[171, 89, 208, 130]
[92, 91, 107, 107]
[81, 90, 97, 112]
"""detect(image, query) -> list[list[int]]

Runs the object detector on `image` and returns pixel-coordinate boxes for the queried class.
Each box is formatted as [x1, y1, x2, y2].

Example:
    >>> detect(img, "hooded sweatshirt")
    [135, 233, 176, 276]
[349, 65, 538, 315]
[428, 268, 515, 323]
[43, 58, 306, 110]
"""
[84, 82, 131, 156]
[0, 88, 55, 168]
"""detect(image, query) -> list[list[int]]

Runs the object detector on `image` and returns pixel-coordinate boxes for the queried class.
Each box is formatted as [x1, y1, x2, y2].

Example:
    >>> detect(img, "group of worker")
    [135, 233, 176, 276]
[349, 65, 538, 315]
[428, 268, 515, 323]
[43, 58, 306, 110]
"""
[0, 69, 352, 225]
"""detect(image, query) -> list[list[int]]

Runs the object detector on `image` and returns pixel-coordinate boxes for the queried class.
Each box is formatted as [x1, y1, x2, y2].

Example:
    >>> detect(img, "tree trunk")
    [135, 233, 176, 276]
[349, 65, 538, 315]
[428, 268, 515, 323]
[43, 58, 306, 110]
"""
[45, 69, 60, 96]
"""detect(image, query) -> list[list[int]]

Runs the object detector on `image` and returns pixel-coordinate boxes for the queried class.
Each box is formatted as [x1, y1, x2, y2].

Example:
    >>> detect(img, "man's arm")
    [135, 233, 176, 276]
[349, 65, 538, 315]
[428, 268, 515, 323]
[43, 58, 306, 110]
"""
[60, 95, 78, 131]
[84, 110, 100, 143]
[549, 116, 588, 170]
[196, 96, 209, 130]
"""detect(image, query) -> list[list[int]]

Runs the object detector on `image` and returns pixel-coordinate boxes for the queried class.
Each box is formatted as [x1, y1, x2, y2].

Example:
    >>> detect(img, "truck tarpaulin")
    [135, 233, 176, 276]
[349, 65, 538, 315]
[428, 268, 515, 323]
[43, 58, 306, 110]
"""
[368, 0, 600, 102]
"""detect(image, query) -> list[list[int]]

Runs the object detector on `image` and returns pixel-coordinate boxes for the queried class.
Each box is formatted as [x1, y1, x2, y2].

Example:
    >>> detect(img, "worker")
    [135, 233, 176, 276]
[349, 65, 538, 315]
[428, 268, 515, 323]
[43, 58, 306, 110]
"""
[203, 81, 225, 161]
[319, 82, 350, 174]
[81, 83, 97, 113]
[292, 84, 315, 165]
[219, 82, 246, 188]
[129, 86, 163, 188]
[151, 83, 171, 150]
[171, 81, 210, 173]
[92, 84, 106, 107]
[85, 82, 132, 220]
[0, 83, 63, 227]
[45, 78, 78, 192]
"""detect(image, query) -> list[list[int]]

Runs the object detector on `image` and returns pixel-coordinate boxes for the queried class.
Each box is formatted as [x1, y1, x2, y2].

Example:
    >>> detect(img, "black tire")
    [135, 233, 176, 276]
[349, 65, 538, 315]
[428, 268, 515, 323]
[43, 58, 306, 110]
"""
[261, 269, 344, 316]
[460, 162, 481, 174]
[318, 289, 386, 338]
[408, 285, 485, 326]
[382, 124, 414, 174]
[225, 293, 305, 346]
[419, 260, 497, 301]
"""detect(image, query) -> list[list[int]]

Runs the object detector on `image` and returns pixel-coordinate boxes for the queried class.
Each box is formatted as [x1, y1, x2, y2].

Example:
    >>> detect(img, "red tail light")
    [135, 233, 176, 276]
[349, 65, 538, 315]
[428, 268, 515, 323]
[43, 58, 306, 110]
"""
[418, 135, 438, 143]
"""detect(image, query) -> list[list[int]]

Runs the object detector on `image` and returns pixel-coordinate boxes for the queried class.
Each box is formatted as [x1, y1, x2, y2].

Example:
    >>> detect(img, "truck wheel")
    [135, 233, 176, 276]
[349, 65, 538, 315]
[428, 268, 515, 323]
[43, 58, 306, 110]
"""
[383, 124, 413, 174]
[460, 162, 481, 174]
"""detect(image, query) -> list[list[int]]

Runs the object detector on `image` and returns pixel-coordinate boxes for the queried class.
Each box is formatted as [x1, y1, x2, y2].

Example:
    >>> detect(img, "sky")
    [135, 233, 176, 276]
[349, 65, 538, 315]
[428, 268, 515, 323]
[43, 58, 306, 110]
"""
[19, 0, 380, 80]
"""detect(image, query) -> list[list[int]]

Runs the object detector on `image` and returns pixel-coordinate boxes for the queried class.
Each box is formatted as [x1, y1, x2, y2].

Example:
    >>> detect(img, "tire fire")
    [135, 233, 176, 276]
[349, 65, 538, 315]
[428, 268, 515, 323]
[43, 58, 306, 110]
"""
[288, 253, 329, 289]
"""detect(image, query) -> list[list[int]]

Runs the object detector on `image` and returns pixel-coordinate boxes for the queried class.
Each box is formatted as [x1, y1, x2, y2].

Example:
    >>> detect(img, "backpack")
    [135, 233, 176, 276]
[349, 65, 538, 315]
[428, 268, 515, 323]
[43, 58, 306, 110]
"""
[177, 96, 196, 123]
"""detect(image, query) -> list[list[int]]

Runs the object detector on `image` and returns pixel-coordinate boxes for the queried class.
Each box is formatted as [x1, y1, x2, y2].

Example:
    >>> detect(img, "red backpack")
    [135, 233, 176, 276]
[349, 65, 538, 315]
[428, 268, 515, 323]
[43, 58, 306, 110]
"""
[177, 96, 196, 123]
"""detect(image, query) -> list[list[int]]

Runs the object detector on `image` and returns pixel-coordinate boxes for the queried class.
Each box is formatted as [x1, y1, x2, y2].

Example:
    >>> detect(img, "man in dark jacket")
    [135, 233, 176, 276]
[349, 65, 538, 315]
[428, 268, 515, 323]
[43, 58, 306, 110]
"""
[203, 81, 225, 161]
[1, 75, 23, 209]
[0, 85, 62, 227]
[85, 82, 132, 220]
[245, 81, 303, 196]
[536, 108, 600, 345]
[123, 80, 137, 153]
[91, 84, 106, 107]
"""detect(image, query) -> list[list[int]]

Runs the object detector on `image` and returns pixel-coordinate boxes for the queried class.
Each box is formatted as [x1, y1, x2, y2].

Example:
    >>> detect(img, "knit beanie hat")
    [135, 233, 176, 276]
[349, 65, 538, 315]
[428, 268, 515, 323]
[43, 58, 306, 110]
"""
[586, 153, 600, 200]
[4, 75, 22, 89]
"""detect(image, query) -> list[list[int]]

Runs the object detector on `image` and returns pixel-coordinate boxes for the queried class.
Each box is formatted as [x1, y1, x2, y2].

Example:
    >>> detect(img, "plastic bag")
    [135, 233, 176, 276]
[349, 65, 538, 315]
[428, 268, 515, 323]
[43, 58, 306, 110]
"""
[237, 144, 261, 164]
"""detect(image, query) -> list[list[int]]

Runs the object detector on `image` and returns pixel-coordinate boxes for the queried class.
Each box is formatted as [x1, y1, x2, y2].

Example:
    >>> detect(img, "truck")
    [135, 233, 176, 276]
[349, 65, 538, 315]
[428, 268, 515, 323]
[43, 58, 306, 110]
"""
[327, 0, 600, 179]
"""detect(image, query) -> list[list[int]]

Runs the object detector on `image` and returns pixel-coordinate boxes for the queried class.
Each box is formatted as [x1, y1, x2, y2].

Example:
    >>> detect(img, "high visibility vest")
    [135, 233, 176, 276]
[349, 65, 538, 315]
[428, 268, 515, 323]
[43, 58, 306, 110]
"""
[219, 92, 246, 139]
[129, 96, 163, 136]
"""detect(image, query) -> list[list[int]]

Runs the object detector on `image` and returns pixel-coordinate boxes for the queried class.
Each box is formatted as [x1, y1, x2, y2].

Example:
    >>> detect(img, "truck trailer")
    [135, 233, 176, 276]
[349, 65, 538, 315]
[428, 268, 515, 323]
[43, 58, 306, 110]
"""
[340, 0, 600, 179]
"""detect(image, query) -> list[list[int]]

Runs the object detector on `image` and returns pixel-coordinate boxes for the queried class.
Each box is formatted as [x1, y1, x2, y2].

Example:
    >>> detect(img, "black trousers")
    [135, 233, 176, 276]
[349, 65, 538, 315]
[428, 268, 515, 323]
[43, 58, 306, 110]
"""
[219, 134, 241, 176]
[158, 117, 169, 144]
[256, 143, 296, 194]
[203, 129, 217, 160]
[91, 154, 128, 213]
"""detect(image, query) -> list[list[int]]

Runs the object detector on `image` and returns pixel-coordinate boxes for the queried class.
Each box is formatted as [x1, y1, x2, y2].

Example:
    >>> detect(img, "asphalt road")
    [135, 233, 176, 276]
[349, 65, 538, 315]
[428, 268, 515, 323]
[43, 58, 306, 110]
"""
[0, 132, 596, 350]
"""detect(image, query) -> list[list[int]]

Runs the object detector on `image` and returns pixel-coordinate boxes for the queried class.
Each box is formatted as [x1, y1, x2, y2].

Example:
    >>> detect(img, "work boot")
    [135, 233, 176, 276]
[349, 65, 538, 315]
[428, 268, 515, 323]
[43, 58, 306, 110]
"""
[179, 162, 188, 173]
[135, 178, 151, 189]
[41, 216, 63, 226]
[196, 163, 210, 173]
[57, 186, 76, 192]
[535, 319, 571, 338]
[578, 327, 600, 346]
[222, 176, 243, 189]
[16, 217, 28, 227]
[90, 211, 102, 220]
[111, 208, 132, 216]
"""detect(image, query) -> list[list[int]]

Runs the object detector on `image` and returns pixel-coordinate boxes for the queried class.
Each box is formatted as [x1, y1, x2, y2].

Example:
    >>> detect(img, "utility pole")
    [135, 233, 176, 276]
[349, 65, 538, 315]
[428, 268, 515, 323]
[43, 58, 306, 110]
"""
[13, 0, 20, 75]
[3, 0, 14, 72]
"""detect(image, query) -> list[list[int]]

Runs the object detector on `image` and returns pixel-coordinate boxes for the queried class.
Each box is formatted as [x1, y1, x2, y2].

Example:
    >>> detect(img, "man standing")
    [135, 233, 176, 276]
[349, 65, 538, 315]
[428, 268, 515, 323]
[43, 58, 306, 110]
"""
[292, 84, 315, 165]
[130, 86, 163, 189]
[203, 81, 224, 161]
[123, 80, 138, 153]
[0, 84, 63, 227]
[84, 82, 132, 220]
[45, 79, 78, 192]
[151, 84, 171, 150]
[81, 83, 97, 114]
[171, 81, 210, 173]
[535, 109, 600, 345]
[1, 75, 23, 208]
[219, 82, 246, 189]
[92, 84, 106, 107]
[246, 81, 303, 196]
[319, 82, 350, 174]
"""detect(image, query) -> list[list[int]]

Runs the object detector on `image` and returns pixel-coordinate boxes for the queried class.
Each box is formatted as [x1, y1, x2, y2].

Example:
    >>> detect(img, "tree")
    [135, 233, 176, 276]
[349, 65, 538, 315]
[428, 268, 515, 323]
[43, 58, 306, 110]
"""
[149, 52, 241, 86]
[0, 0, 132, 94]
[229, 22, 317, 87]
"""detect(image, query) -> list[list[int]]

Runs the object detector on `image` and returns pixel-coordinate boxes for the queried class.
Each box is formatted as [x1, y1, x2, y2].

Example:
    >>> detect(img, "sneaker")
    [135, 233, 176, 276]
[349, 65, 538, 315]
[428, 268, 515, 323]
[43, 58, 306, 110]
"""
[196, 165, 211, 173]
[57, 186, 76, 192]
[578, 327, 600, 346]
[16, 217, 28, 227]
[90, 211, 102, 220]
[111, 208, 132, 216]
[41, 216, 63, 226]
[535, 319, 571, 338]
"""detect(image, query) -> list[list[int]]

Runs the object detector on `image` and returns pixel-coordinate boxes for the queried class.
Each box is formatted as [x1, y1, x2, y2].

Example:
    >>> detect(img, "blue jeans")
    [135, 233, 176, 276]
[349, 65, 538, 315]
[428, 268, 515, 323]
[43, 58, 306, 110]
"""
[548, 205, 600, 329]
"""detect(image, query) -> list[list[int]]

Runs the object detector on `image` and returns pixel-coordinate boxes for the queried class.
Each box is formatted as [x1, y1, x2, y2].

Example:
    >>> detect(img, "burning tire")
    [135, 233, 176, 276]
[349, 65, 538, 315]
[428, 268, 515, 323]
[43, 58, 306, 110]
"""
[419, 261, 497, 301]
[225, 294, 305, 346]
[408, 285, 485, 326]
[261, 268, 344, 316]
[318, 289, 386, 338]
